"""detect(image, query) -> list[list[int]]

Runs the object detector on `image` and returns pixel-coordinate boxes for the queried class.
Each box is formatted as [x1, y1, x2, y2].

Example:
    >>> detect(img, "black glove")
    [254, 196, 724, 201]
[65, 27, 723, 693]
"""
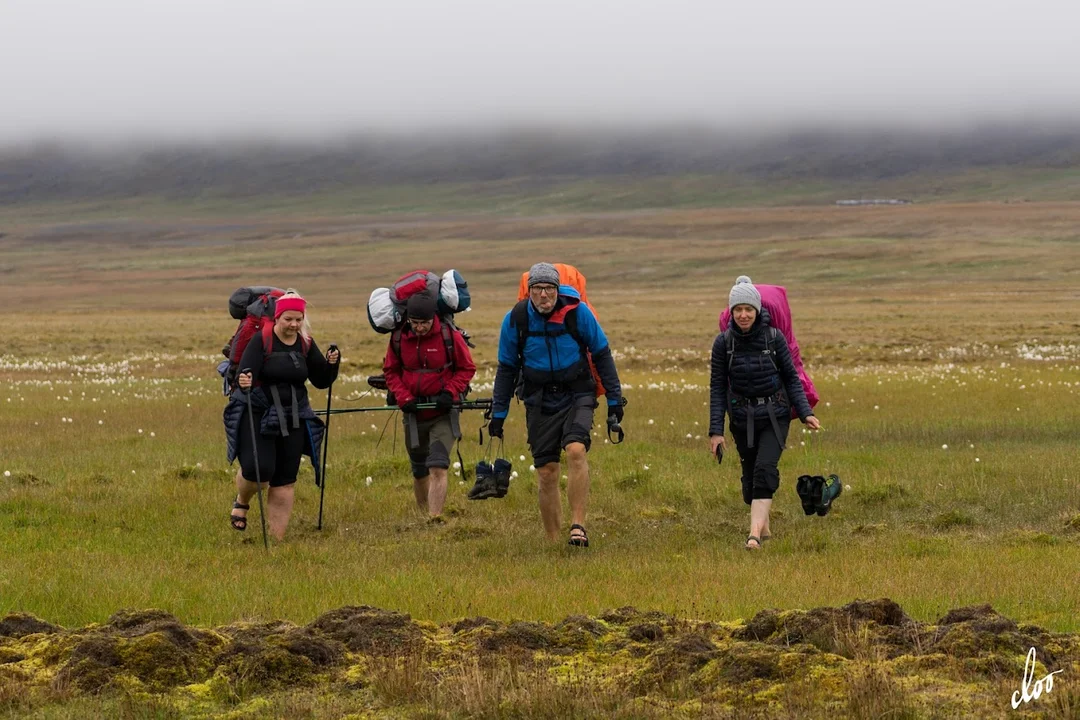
[608, 403, 624, 423]
[435, 390, 454, 411]
[400, 398, 418, 414]
[487, 417, 505, 439]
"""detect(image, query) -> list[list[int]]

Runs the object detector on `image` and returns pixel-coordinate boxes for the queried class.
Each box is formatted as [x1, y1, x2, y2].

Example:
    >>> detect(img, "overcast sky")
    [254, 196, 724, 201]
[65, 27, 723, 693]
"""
[2, 0, 1078, 144]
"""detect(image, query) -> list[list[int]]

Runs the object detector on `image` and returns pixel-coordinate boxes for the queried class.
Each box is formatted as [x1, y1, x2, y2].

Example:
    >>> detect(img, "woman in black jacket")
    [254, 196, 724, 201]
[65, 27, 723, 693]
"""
[709, 276, 820, 550]
[225, 290, 339, 540]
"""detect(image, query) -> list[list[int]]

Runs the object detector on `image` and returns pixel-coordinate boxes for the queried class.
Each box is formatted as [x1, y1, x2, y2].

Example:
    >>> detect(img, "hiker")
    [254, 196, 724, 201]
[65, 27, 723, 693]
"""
[488, 262, 624, 547]
[225, 290, 339, 540]
[383, 291, 476, 520]
[709, 276, 820, 550]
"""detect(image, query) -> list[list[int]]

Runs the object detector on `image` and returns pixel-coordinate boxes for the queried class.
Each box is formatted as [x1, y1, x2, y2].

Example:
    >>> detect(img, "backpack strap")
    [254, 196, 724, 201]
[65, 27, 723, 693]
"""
[440, 320, 456, 373]
[725, 327, 780, 373]
[261, 321, 274, 361]
[390, 327, 403, 362]
[562, 306, 588, 359]
[511, 300, 588, 361]
[262, 321, 312, 359]
[766, 327, 780, 373]
[510, 300, 531, 369]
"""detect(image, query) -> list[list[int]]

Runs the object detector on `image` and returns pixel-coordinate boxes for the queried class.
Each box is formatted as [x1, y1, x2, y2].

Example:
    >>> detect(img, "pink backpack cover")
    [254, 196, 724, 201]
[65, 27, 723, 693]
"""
[719, 284, 820, 416]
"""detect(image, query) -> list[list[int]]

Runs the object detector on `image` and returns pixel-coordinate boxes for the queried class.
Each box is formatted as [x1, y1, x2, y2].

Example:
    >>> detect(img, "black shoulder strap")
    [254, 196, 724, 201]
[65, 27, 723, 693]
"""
[440, 321, 455, 372]
[390, 327, 403, 361]
[563, 307, 588, 356]
[726, 328, 735, 371]
[511, 300, 530, 366]
[767, 327, 780, 372]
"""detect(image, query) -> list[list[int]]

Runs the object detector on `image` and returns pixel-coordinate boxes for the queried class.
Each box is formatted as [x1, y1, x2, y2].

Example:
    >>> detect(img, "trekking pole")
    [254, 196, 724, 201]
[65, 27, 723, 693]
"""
[241, 368, 269, 551]
[317, 344, 337, 531]
[315, 400, 493, 416]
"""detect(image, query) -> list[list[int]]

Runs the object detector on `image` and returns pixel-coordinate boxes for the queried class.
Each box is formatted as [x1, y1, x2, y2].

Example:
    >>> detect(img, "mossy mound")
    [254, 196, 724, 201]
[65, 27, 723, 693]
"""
[1, 599, 1078, 718]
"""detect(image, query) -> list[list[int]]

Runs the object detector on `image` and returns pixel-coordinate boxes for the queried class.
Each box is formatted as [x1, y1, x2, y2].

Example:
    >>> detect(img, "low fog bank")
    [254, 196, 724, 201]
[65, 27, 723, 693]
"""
[3, 123, 1080, 204]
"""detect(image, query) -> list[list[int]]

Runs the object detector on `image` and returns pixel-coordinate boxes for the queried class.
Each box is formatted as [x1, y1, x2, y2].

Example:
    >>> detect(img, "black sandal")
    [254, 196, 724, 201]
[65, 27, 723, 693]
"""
[745, 535, 762, 551]
[230, 500, 249, 532]
[568, 523, 589, 548]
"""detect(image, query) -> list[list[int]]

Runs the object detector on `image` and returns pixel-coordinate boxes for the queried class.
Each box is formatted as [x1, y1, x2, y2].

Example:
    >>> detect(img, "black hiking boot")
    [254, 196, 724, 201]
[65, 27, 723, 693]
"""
[796, 475, 821, 516]
[492, 458, 513, 498]
[816, 474, 843, 516]
[468, 461, 499, 500]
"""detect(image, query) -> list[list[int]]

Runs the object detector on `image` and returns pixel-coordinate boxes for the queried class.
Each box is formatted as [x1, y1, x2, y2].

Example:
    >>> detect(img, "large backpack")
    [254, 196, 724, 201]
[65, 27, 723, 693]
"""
[367, 270, 473, 401]
[514, 264, 605, 397]
[217, 286, 311, 394]
[718, 283, 819, 417]
[368, 269, 471, 335]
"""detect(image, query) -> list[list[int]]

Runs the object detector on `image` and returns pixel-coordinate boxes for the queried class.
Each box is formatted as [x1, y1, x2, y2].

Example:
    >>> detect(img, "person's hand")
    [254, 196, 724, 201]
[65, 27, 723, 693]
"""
[805, 416, 821, 430]
[326, 347, 340, 365]
[487, 417, 505, 439]
[609, 402, 624, 423]
[399, 398, 418, 414]
[238, 372, 253, 390]
[435, 390, 454, 411]
[710, 434, 726, 456]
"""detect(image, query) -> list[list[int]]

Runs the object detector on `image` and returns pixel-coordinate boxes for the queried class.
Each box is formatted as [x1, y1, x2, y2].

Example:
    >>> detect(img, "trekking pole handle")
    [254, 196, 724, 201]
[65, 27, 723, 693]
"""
[326, 344, 339, 362]
[607, 415, 625, 444]
[239, 367, 253, 390]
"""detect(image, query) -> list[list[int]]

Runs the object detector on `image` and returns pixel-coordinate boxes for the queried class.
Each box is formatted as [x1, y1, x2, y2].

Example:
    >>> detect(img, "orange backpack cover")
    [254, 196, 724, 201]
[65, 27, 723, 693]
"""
[517, 263, 606, 396]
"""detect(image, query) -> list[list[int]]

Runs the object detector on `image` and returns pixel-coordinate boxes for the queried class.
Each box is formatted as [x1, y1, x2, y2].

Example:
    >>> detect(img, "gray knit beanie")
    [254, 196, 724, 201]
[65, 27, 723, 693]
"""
[527, 262, 561, 288]
[728, 275, 761, 312]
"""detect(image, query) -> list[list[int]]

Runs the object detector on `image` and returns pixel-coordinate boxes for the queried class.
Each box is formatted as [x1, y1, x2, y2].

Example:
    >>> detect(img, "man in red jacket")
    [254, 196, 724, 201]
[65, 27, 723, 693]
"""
[383, 291, 476, 520]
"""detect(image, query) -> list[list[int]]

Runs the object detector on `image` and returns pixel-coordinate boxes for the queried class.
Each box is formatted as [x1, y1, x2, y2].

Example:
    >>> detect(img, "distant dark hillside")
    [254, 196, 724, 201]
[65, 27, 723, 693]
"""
[3, 124, 1080, 204]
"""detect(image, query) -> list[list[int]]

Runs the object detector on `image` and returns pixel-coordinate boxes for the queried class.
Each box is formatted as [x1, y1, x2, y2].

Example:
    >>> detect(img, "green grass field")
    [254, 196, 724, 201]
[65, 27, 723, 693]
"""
[1, 197, 1079, 718]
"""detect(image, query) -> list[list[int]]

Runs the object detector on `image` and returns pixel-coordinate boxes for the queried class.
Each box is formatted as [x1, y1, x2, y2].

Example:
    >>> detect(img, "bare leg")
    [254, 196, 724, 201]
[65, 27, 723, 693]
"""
[266, 484, 296, 541]
[537, 461, 562, 541]
[565, 443, 590, 529]
[414, 474, 430, 512]
[234, 468, 268, 520]
[748, 499, 772, 548]
[427, 468, 448, 517]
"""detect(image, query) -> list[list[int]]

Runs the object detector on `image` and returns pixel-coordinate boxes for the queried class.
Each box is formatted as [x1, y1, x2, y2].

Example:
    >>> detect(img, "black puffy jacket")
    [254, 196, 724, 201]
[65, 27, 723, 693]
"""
[708, 309, 813, 436]
[223, 386, 325, 485]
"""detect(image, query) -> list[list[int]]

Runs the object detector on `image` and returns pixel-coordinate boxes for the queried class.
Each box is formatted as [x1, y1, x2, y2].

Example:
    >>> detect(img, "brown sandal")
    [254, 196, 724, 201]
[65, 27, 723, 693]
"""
[230, 500, 249, 531]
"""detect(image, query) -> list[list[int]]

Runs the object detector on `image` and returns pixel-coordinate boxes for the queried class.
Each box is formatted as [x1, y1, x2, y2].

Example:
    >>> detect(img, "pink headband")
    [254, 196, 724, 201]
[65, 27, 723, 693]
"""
[274, 296, 306, 319]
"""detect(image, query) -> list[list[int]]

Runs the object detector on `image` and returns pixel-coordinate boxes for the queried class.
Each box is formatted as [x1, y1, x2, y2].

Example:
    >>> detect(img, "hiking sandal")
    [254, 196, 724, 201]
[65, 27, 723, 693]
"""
[230, 500, 250, 532]
[568, 524, 590, 548]
[745, 535, 762, 551]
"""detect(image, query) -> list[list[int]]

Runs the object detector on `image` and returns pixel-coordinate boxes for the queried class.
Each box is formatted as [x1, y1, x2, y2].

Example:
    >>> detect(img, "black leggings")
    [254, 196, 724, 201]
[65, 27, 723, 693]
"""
[237, 408, 306, 487]
[732, 416, 791, 504]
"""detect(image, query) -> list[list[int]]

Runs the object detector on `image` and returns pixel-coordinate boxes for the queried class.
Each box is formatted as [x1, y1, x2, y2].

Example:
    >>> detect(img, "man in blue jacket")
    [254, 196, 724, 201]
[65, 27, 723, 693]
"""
[488, 262, 624, 547]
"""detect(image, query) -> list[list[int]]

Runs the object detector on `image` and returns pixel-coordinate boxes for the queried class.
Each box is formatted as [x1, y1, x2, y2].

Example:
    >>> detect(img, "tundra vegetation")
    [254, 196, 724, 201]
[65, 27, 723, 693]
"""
[2, 192, 1079, 718]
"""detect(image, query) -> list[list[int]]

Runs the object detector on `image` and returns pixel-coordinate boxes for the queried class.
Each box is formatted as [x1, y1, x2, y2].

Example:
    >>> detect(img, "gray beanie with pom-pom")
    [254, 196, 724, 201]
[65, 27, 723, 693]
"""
[728, 275, 761, 312]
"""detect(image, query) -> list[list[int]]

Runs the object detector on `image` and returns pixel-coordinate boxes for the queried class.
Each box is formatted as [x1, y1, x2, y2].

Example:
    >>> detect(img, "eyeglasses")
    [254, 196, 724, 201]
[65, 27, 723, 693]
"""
[530, 285, 558, 296]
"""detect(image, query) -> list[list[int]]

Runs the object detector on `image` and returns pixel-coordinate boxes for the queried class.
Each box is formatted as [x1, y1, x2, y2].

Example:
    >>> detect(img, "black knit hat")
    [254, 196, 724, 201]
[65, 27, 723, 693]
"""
[406, 291, 437, 320]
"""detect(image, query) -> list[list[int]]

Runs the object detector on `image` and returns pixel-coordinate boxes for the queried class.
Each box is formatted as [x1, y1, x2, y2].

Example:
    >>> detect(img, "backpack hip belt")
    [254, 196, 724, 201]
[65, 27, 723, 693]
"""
[732, 391, 787, 450]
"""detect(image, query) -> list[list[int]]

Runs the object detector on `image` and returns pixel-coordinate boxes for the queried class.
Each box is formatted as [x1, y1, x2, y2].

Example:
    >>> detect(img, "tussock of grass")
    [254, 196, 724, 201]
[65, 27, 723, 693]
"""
[1, 599, 1078, 718]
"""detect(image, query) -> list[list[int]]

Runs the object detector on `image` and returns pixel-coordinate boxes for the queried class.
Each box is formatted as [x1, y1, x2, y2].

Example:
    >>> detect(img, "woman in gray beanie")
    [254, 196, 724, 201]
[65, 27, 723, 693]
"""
[708, 276, 820, 550]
